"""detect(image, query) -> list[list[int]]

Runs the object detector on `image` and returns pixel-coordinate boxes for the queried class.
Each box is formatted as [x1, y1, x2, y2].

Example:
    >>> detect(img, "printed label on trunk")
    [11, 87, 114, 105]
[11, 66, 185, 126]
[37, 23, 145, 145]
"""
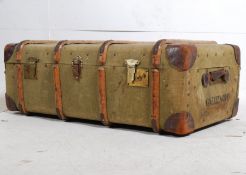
[206, 93, 230, 106]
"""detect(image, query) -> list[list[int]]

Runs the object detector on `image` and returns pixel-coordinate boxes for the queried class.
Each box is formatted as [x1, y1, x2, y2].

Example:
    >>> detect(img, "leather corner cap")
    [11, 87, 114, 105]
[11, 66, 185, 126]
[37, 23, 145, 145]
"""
[5, 93, 18, 111]
[4, 43, 17, 63]
[231, 45, 241, 66]
[164, 112, 195, 135]
[166, 44, 197, 71]
[231, 98, 239, 118]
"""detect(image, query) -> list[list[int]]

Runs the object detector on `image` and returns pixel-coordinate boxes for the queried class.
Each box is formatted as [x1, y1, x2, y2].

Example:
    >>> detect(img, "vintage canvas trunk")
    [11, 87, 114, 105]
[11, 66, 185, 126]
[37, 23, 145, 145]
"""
[4, 39, 240, 135]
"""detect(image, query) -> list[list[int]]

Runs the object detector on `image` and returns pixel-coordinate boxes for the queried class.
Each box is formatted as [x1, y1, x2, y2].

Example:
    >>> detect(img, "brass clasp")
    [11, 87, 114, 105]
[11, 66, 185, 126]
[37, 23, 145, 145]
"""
[125, 59, 140, 83]
[24, 57, 39, 79]
[72, 56, 83, 80]
[125, 59, 148, 87]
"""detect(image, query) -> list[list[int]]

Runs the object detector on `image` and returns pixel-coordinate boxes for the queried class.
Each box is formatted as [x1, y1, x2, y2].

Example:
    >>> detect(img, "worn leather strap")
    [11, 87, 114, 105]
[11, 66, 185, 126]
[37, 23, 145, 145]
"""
[16, 40, 55, 114]
[53, 40, 101, 120]
[98, 40, 135, 64]
[54, 40, 102, 63]
[152, 40, 167, 68]
[98, 40, 136, 126]
[151, 39, 167, 133]
[53, 40, 67, 120]
[98, 67, 108, 125]
[151, 69, 160, 133]
[98, 40, 115, 126]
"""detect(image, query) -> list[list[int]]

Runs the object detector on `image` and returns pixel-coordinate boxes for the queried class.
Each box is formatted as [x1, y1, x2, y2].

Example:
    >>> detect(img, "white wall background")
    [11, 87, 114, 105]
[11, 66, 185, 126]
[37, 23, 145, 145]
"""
[1, 1, 246, 174]
[0, 0, 245, 109]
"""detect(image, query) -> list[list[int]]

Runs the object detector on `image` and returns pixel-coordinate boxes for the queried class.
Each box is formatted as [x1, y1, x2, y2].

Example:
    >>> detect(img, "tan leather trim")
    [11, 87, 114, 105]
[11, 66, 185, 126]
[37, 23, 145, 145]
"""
[16, 40, 55, 114]
[98, 40, 113, 65]
[16, 40, 56, 61]
[53, 64, 65, 120]
[53, 40, 102, 119]
[98, 40, 137, 65]
[54, 40, 102, 63]
[151, 69, 160, 133]
[151, 40, 165, 133]
[152, 39, 167, 68]
[98, 40, 136, 125]
[98, 67, 110, 126]
[17, 64, 26, 113]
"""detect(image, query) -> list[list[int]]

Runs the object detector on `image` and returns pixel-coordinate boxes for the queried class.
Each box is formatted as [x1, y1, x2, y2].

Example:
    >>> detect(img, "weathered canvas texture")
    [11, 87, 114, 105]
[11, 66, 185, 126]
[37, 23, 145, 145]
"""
[4, 39, 240, 135]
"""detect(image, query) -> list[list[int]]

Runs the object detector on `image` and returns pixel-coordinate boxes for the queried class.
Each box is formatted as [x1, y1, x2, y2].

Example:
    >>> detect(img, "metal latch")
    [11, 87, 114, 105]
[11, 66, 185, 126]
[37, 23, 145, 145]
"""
[24, 57, 39, 79]
[125, 59, 148, 87]
[125, 59, 140, 83]
[72, 56, 82, 80]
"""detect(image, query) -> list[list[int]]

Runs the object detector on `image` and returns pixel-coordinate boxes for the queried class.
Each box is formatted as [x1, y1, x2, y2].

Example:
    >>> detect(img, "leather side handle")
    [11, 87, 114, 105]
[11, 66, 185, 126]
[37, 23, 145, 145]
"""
[202, 69, 229, 87]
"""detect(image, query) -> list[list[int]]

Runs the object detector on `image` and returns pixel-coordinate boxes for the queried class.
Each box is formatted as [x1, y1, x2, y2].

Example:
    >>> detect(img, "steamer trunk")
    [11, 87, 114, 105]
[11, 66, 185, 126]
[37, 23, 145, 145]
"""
[4, 39, 240, 135]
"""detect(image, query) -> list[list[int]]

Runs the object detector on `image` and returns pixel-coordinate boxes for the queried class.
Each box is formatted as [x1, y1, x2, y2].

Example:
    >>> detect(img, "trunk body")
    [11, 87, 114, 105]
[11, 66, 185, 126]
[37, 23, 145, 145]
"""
[4, 39, 240, 135]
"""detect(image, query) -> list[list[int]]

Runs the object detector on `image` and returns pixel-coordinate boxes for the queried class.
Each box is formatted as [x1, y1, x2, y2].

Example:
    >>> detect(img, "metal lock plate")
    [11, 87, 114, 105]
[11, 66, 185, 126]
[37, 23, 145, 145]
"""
[72, 56, 82, 80]
[125, 59, 148, 87]
[24, 57, 39, 79]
